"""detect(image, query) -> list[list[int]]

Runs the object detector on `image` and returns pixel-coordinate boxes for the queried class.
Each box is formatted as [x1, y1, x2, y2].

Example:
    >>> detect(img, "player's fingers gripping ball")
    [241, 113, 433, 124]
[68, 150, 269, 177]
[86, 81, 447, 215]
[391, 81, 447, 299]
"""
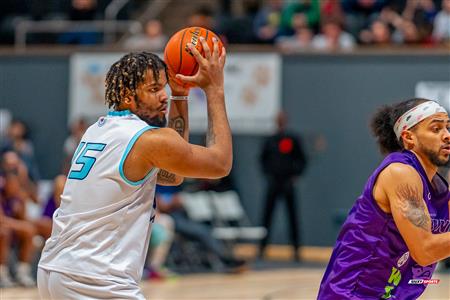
[164, 27, 224, 88]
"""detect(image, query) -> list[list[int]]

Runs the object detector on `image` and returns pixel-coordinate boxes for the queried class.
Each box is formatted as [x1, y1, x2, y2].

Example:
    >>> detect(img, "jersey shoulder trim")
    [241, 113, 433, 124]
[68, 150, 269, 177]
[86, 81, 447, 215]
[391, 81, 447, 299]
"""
[119, 125, 158, 186]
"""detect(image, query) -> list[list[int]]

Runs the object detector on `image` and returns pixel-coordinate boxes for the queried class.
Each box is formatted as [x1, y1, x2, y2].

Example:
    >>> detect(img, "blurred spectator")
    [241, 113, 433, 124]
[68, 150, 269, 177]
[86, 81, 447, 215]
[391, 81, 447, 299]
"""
[343, 0, 389, 37]
[58, 0, 101, 45]
[0, 172, 36, 287]
[359, 19, 392, 44]
[253, 0, 284, 43]
[155, 185, 247, 272]
[218, 0, 260, 44]
[392, 19, 422, 43]
[312, 18, 356, 51]
[433, 0, 450, 42]
[379, 7, 422, 44]
[187, 5, 215, 29]
[33, 175, 66, 240]
[321, 0, 345, 24]
[1, 119, 40, 183]
[259, 111, 307, 262]
[1, 151, 37, 203]
[144, 212, 175, 280]
[401, 0, 437, 43]
[123, 19, 168, 51]
[275, 25, 313, 52]
[280, 0, 321, 35]
[62, 117, 88, 174]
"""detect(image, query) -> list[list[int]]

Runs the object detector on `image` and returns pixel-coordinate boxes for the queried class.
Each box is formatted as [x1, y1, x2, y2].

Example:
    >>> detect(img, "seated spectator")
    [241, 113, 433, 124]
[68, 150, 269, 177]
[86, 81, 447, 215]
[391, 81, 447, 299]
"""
[187, 5, 215, 30]
[1, 119, 40, 185]
[253, 0, 284, 44]
[312, 18, 356, 51]
[359, 19, 392, 45]
[276, 25, 313, 52]
[343, 0, 389, 37]
[321, 0, 345, 24]
[1, 151, 37, 203]
[392, 19, 422, 43]
[217, 1, 259, 44]
[280, 0, 321, 35]
[155, 185, 247, 272]
[433, 0, 450, 42]
[401, 0, 437, 43]
[33, 175, 66, 240]
[0, 172, 36, 287]
[144, 211, 175, 280]
[123, 19, 168, 51]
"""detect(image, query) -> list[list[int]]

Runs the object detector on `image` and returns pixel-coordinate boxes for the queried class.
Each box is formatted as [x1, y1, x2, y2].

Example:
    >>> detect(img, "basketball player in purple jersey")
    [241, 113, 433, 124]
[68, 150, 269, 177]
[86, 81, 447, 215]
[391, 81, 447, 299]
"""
[318, 98, 450, 299]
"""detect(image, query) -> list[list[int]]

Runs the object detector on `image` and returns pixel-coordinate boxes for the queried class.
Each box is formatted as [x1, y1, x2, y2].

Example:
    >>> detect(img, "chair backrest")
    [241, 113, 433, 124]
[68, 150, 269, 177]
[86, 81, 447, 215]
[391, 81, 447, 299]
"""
[180, 191, 214, 222]
[209, 190, 245, 221]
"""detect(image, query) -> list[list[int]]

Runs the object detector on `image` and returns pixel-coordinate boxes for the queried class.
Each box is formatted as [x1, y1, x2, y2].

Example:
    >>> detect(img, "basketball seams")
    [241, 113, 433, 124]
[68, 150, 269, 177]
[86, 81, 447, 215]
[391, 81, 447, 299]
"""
[178, 29, 188, 74]
[185, 28, 206, 76]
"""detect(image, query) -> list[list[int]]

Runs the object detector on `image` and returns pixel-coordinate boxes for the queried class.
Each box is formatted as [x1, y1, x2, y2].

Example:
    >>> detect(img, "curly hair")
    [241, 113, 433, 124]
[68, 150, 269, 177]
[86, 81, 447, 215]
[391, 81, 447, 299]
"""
[370, 98, 430, 154]
[105, 52, 167, 109]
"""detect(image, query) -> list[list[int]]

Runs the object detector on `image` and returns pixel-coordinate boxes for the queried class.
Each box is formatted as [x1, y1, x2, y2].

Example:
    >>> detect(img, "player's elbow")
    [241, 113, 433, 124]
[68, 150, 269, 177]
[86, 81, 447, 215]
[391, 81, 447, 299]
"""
[409, 240, 435, 267]
[168, 177, 184, 186]
[208, 151, 232, 178]
[210, 162, 231, 179]
[410, 252, 432, 267]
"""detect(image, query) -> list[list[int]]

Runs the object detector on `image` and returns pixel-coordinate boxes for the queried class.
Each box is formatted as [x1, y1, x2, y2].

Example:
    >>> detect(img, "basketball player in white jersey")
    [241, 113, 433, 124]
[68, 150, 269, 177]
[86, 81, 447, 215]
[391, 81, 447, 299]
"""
[37, 37, 230, 299]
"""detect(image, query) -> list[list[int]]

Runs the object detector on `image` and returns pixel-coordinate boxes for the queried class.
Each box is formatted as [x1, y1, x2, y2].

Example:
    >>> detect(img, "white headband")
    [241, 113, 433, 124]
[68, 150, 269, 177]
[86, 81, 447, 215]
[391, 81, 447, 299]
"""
[394, 101, 447, 139]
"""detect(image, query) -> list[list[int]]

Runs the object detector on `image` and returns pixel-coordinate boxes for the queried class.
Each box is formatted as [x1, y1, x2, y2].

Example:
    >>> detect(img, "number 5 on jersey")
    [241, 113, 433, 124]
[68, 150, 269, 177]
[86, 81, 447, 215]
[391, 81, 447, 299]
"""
[69, 142, 106, 180]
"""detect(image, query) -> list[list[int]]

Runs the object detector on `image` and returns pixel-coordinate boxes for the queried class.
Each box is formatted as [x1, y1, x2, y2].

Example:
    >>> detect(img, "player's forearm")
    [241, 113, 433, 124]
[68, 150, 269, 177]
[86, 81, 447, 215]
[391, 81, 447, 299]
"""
[205, 88, 232, 176]
[157, 100, 188, 186]
[168, 99, 189, 142]
[417, 231, 450, 266]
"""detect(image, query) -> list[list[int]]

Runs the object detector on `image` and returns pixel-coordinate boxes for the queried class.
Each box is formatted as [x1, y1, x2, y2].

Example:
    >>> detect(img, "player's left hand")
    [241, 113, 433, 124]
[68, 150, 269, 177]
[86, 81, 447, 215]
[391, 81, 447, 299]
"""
[168, 69, 190, 96]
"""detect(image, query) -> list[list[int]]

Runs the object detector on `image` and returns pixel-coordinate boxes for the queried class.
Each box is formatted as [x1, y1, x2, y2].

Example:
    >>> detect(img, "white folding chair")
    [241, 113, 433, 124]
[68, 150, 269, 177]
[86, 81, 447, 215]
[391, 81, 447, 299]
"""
[209, 191, 267, 241]
[180, 191, 214, 222]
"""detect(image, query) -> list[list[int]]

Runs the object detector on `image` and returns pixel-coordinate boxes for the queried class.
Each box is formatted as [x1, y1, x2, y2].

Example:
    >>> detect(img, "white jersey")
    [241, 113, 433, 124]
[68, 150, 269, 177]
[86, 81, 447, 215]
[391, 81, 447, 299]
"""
[39, 110, 158, 284]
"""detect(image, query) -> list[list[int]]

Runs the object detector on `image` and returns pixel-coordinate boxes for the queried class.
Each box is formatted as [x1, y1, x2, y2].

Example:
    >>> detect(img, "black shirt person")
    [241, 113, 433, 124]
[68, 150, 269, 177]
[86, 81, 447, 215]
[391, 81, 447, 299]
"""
[259, 111, 307, 261]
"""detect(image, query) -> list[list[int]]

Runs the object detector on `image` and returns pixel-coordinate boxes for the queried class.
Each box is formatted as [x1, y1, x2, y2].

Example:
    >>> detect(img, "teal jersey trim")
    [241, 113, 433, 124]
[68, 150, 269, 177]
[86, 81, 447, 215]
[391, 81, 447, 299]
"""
[119, 125, 158, 186]
[108, 110, 131, 116]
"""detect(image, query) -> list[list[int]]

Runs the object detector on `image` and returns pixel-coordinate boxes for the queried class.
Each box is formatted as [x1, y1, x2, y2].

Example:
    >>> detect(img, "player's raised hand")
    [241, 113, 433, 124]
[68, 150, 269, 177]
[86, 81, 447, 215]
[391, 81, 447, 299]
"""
[175, 37, 226, 92]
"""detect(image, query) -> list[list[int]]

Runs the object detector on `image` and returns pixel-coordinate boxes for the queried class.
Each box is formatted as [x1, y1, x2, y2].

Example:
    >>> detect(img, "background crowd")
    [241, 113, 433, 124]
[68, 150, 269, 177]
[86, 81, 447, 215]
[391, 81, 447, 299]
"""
[0, 0, 449, 50]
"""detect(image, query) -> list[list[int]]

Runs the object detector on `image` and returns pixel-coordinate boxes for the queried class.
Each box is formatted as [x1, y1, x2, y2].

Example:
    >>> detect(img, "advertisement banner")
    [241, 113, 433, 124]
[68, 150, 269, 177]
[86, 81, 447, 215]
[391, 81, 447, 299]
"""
[415, 81, 450, 110]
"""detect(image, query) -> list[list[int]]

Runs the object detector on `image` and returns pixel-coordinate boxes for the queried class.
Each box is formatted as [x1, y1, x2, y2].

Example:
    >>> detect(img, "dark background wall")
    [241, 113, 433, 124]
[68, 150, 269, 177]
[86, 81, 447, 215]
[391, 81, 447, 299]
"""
[0, 56, 69, 179]
[1, 53, 449, 246]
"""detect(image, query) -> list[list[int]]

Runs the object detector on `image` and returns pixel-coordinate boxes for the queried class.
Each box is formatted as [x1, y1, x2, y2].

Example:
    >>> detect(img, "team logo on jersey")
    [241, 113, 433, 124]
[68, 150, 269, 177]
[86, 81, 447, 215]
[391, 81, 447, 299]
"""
[397, 251, 410, 268]
[98, 117, 106, 127]
[427, 192, 431, 200]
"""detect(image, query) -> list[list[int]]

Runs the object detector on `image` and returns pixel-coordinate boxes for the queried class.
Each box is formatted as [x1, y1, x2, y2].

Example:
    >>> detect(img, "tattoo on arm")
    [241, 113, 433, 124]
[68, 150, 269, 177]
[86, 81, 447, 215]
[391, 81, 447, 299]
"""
[206, 117, 216, 147]
[158, 169, 176, 183]
[169, 116, 185, 137]
[396, 184, 430, 230]
[161, 116, 185, 183]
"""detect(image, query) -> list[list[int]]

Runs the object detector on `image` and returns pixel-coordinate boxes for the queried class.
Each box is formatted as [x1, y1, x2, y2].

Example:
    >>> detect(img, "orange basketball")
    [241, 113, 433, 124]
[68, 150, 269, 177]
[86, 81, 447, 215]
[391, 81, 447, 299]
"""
[164, 27, 224, 87]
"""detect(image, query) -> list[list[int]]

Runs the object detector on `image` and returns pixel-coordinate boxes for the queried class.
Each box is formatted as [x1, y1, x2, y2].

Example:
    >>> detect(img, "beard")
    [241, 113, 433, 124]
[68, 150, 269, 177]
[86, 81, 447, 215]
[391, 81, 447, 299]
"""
[134, 95, 166, 127]
[418, 141, 450, 167]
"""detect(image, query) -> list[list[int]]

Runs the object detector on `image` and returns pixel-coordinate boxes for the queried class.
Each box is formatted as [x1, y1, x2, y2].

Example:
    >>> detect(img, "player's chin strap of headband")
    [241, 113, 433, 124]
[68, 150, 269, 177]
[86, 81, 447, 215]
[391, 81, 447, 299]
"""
[394, 101, 447, 140]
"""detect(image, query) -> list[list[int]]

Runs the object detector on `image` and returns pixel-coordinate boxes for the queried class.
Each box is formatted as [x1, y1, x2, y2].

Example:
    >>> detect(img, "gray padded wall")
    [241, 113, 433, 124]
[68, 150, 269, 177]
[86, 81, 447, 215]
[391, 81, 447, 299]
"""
[1, 53, 449, 246]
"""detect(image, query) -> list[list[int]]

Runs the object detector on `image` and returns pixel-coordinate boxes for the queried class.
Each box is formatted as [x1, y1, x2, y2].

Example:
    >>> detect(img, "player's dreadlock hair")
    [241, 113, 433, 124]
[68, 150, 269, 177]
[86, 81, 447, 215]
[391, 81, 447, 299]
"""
[105, 52, 168, 110]
[370, 98, 429, 154]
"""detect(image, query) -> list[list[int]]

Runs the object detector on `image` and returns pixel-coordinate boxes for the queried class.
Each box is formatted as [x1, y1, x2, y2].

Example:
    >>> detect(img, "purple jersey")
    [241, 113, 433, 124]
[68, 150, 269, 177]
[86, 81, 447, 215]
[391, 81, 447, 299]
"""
[318, 150, 450, 299]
